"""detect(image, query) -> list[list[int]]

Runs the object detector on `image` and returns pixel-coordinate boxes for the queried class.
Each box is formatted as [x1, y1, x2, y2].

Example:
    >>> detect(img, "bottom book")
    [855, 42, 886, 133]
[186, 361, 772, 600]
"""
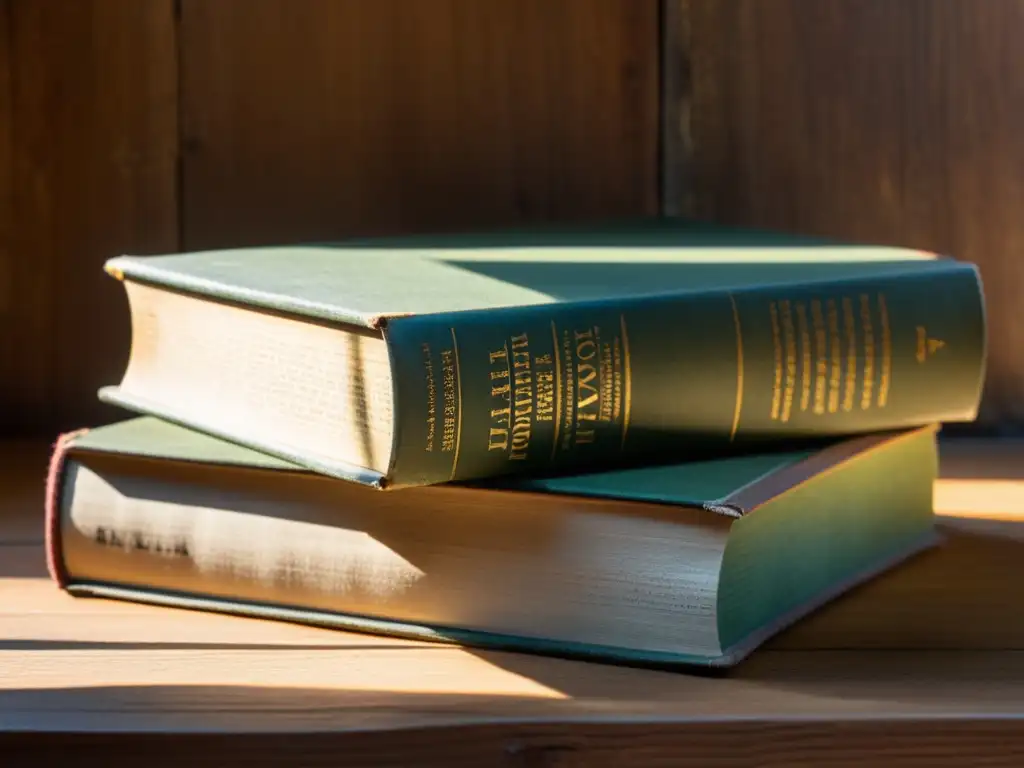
[46, 418, 939, 669]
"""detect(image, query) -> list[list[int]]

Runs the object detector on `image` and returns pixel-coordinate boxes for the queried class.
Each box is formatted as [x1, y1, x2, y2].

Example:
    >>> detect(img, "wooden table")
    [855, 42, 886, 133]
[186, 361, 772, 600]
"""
[4, 436, 1024, 766]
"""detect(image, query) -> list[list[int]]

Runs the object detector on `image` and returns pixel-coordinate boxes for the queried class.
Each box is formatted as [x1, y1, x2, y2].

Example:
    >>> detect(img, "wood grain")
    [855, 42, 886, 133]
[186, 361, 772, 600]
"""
[659, 0, 690, 217]
[4, 715, 1024, 768]
[675, 0, 1024, 430]
[178, 0, 659, 250]
[5, 437, 1024, 764]
[0, 0, 178, 435]
[0, 1, 11, 331]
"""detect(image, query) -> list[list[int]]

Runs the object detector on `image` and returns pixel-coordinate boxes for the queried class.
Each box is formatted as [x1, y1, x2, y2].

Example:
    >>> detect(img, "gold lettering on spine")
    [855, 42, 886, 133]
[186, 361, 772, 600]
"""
[486, 343, 511, 451]
[612, 337, 623, 423]
[842, 297, 857, 412]
[728, 295, 744, 440]
[487, 318, 630, 461]
[422, 343, 436, 452]
[811, 299, 827, 415]
[487, 425, 508, 451]
[796, 302, 811, 412]
[534, 367, 555, 422]
[487, 329, 562, 463]
[560, 329, 574, 451]
[767, 289, 898, 421]
[448, 328, 462, 480]
[441, 351, 457, 451]
[780, 300, 797, 423]
[509, 333, 533, 460]
[573, 329, 599, 446]
[860, 294, 875, 410]
[878, 292, 891, 407]
[769, 302, 783, 420]
[574, 330, 599, 415]
[827, 299, 841, 414]
[599, 341, 615, 423]
[620, 314, 632, 449]
[550, 322, 562, 460]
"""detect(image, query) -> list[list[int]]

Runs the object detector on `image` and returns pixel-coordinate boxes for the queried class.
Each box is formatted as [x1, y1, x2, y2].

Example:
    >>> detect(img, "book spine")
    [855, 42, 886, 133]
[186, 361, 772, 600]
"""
[45, 428, 89, 588]
[384, 264, 985, 487]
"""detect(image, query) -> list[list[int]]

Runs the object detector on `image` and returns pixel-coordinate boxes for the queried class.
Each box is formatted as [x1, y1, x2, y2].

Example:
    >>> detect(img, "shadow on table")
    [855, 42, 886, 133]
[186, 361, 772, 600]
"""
[464, 507, 1024, 708]
[466, 645, 1024, 711]
[4, 644, 1024, 744]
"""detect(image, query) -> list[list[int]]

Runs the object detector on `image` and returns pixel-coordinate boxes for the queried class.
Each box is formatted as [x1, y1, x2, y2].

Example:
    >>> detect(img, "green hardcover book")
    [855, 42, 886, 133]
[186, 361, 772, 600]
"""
[98, 218, 985, 488]
[47, 416, 939, 669]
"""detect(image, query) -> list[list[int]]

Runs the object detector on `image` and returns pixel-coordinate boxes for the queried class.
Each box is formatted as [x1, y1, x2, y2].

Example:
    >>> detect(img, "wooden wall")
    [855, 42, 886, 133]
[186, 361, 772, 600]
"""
[674, 0, 1024, 432]
[0, 0, 659, 435]
[0, 1, 179, 436]
[4, 0, 1024, 435]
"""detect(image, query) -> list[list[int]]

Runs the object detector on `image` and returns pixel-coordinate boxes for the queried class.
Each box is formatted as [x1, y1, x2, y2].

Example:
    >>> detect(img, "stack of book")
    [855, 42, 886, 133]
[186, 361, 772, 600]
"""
[45, 219, 987, 669]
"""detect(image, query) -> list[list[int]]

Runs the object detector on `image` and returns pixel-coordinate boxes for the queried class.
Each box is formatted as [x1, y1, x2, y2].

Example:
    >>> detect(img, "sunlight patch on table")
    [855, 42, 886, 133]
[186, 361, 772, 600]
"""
[934, 478, 1024, 521]
[0, 646, 567, 699]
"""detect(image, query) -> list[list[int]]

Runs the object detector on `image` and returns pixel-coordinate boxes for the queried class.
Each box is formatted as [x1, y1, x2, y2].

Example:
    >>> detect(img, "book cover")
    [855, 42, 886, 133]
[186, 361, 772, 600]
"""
[48, 417, 940, 669]
[99, 218, 985, 487]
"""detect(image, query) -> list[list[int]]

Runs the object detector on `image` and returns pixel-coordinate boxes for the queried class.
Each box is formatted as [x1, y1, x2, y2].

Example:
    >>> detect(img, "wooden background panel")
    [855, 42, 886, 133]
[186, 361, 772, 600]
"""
[179, 0, 659, 251]
[0, 2, 12, 416]
[0, 0, 178, 435]
[677, 0, 1024, 431]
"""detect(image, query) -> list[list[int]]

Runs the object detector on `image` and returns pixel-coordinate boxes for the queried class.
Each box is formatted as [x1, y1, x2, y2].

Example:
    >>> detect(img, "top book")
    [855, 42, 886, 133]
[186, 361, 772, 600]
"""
[98, 218, 987, 489]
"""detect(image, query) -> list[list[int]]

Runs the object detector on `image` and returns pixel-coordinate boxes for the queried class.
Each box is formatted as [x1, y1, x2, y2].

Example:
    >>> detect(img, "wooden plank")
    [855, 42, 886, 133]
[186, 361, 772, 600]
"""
[6, 554, 1024, 767]
[0, 1, 11, 350]
[9, 568, 1024, 720]
[179, 0, 659, 250]
[673, 0, 1024, 431]
[659, 0, 690, 216]
[1, 0, 178, 435]
[5, 547, 1024, 737]
[0, 0, 38, 433]
[4, 721, 1024, 768]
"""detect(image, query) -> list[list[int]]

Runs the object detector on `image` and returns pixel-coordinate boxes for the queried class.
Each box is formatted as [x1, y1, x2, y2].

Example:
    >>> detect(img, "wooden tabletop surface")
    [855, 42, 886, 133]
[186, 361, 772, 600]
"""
[4, 436, 1024, 766]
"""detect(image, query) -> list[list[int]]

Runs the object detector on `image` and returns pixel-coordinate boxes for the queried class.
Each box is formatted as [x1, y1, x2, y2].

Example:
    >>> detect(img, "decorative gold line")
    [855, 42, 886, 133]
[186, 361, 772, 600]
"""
[769, 301, 782, 420]
[729, 294, 744, 441]
[449, 327, 463, 481]
[550, 322, 562, 461]
[619, 314, 632, 450]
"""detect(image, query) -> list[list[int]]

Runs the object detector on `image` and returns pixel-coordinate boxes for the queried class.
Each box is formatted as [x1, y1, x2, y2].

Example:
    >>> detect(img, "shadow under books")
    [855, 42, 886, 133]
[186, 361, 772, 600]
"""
[4, 649, 1023, 730]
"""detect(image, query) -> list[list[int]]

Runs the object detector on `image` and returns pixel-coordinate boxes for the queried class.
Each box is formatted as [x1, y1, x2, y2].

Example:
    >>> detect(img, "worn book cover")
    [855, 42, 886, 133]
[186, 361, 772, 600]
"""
[48, 417, 940, 668]
[99, 218, 984, 487]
